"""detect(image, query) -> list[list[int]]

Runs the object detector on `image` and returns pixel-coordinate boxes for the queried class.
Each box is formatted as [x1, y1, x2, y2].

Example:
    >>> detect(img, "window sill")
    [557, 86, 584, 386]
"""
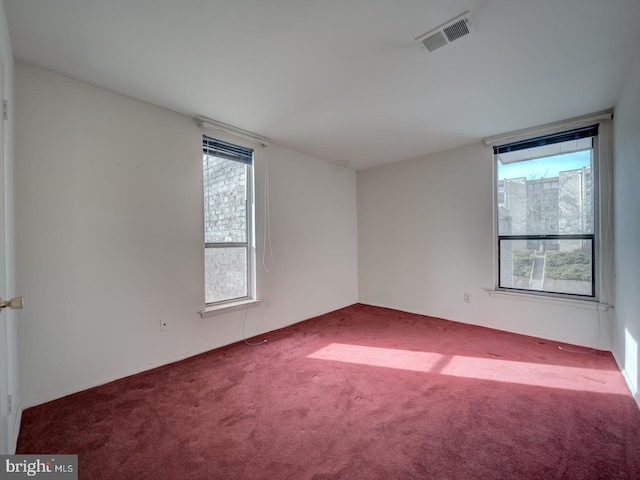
[487, 289, 612, 311]
[200, 299, 262, 318]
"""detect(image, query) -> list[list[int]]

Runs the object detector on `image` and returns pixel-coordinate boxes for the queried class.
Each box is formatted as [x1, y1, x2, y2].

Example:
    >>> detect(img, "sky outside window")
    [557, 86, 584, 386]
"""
[498, 150, 591, 180]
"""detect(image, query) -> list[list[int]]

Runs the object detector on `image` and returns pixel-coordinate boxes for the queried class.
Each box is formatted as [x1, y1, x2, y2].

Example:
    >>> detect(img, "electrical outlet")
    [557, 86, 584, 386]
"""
[159, 318, 169, 332]
[7, 394, 13, 413]
[264, 300, 271, 309]
[464, 292, 472, 303]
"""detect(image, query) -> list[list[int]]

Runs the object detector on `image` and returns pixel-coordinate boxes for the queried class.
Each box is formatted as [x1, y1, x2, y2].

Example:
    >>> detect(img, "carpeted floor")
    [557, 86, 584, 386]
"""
[17, 304, 640, 479]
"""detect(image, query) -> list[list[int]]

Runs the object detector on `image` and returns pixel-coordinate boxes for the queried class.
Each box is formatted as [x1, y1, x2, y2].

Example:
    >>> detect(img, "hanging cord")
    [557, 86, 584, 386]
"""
[558, 346, 596, 354]
[241, 302, 267, 346]
[599, 123, 615, 342]
[262, 157, 274, 273]
[559, 123, 615, 356]
[242, 154, 271, 347]
[557, 306, 600, 355]
[560, 125, 615, 355]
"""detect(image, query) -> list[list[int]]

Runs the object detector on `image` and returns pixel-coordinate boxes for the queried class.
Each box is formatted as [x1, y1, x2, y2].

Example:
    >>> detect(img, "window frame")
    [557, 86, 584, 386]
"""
[202, 135, 255, 307]
[490, 117, 609, 302]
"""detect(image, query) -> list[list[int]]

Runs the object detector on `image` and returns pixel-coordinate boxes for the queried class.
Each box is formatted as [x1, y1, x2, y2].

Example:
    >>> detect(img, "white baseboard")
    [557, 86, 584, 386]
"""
[621, 368, 640, 410]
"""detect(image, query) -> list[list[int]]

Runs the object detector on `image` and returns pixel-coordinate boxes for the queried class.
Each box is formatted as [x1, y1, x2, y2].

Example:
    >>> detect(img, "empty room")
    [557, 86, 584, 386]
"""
[1, 0, 640, 479]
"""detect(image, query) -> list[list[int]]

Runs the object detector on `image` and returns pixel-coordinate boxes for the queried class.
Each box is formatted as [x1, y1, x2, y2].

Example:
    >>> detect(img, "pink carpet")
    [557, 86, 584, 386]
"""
[17, 304, 640, 479]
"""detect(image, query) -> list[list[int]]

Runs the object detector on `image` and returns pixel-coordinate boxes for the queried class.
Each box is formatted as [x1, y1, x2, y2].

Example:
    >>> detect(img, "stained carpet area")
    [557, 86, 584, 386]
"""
[17, 304, 640, 479]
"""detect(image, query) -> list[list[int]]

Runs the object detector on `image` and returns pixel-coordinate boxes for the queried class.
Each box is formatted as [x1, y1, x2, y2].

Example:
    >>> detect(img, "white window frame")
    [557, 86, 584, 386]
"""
[201, 135, 256, 310]
[485, 111, 613, 303]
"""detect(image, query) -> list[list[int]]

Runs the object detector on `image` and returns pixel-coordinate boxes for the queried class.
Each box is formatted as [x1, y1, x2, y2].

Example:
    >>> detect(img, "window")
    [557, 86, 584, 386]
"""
[494, 125, 598, 298]
[202, 136, 254, 305]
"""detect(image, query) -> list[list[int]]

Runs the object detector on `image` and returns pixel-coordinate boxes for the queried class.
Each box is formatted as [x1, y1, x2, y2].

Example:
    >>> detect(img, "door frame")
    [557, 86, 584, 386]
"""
[0, 26, 20, 454]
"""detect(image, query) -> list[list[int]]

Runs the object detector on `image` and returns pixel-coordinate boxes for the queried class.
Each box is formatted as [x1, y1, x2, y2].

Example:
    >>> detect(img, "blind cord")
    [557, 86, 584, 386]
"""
[559, 121, 614, 356]
[600, 123, 615, 342]
[262, 157, 274, 273]
[242, 302, 267, 346]
[557, 306, 600, 355]
[244, 155, 272, 346]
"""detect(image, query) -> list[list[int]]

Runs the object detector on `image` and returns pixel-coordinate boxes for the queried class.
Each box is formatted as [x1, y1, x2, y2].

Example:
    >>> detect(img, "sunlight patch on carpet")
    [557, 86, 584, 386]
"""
[308, 343, 627, 394]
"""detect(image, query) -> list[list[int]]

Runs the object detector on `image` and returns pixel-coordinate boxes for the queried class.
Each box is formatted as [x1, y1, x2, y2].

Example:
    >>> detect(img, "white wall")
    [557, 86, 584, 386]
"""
[0, 0, 19, 454]
[358, 142, 611, 349]
[612, 52, 640, 406]
[14, 63, 358, 408]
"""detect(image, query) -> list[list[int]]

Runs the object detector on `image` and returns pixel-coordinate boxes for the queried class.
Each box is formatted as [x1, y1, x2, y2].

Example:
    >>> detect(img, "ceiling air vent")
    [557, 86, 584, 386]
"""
[415, 12, 473, 52]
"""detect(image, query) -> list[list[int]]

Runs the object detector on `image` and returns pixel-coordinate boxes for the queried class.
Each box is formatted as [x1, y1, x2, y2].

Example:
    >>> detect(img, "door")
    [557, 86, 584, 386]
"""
[0, 59, 19, 454]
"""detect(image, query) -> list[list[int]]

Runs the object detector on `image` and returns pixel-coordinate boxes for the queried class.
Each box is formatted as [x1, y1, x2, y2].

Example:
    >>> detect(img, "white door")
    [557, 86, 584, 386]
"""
[0, 59, 19, 454]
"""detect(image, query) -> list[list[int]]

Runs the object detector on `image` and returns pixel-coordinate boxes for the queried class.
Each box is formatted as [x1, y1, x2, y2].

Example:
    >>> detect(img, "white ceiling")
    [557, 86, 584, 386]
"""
[4, 0, 640, 170]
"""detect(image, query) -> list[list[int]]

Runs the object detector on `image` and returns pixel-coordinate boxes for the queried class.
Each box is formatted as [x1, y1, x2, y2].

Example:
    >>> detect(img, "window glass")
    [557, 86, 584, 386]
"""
[496, 129, 596, 297]
[203, 136, 254, 305]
